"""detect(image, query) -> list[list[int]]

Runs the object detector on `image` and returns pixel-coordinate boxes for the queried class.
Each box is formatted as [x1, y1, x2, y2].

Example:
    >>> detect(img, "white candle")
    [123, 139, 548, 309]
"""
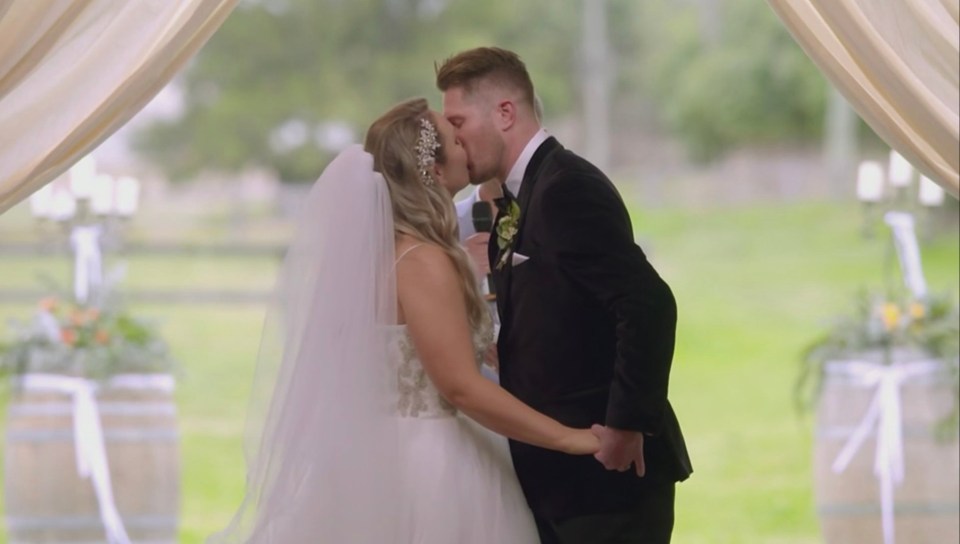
[51, 188, 77, 221]
[29, 183, 55, 219]
[887, 150, 913, 188]
[918, 175, 944, 207]
[70, 155, 98, 199]
[857, 161, 884, 202]
[115, 176, 140, 217]
[90, 174, 115, 215]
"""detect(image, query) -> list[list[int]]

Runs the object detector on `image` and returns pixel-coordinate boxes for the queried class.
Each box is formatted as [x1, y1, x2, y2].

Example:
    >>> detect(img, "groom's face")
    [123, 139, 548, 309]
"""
[442, 86, 502, 185]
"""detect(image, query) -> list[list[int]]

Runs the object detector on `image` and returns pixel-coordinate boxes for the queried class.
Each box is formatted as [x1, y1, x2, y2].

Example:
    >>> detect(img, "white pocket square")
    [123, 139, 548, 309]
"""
[511, 252, 530, 266]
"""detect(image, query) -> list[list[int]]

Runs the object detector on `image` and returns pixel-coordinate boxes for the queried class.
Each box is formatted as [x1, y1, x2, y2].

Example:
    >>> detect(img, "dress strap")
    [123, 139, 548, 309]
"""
[395, 243, 425, 265]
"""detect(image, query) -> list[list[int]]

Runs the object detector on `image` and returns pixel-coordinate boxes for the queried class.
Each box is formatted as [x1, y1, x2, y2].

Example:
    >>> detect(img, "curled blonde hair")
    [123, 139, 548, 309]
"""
[364, 98, 489, 332]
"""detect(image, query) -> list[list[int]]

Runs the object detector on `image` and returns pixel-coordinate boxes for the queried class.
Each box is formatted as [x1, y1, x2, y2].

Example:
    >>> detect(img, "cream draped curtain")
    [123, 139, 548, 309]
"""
[0, 0, 237, 215]
[767, 0, 960, 197]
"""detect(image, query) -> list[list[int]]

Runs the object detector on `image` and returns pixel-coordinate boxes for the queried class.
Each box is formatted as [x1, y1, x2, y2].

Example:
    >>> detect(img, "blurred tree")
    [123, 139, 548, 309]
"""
[133, 0, 580, 182]
[133, 0, 840, 180]
[633, 0, 829, 161]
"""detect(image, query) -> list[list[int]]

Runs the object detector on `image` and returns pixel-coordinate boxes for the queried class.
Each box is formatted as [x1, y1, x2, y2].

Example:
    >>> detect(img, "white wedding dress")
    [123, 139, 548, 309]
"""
[210, 147, 539, 543]
[388, 322, 539, 543]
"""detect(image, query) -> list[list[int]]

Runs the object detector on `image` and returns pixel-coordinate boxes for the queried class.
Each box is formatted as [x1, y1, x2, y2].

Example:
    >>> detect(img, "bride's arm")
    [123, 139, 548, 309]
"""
[397, 244, 598, 455]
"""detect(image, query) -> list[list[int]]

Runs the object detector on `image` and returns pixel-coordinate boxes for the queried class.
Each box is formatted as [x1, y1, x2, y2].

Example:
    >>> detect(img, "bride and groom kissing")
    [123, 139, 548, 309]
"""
[212, 46, 692, 544]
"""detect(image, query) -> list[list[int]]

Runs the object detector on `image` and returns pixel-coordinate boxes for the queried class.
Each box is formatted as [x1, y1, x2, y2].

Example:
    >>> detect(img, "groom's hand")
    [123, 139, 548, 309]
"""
[590, 424, 646, 477]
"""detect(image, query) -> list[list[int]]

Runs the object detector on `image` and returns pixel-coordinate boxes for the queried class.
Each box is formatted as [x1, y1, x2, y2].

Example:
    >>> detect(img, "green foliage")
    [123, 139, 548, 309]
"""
[639, 0, 828, 160]
[134, 0, 582, 182]
[797, 289, 960, 413]
[0, 285, 176, 380]
[135, 1, 835, 181]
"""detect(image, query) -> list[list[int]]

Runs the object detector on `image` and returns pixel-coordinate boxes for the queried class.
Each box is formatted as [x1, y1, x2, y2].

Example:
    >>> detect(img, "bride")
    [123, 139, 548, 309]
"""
[209, 98, 599, 543]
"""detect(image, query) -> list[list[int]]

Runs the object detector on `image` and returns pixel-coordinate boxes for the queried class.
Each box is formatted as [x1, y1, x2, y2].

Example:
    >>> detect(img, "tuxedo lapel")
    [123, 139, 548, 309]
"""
[489, 192, 513, 319]
[498, 137, 562, 326]
[514, 137, 560, 241]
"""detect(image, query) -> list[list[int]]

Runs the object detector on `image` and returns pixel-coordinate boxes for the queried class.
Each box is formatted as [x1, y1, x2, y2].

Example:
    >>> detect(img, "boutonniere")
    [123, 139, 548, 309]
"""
[495, 200, 521, 270]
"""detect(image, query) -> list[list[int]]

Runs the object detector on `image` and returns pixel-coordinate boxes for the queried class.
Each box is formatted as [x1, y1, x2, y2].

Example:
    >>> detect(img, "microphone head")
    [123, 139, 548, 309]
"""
[471, 201, 494, 233]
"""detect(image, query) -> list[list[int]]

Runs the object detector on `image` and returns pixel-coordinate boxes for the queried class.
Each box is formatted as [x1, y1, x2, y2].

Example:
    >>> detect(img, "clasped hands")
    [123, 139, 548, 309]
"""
[590, 424, 646, 477]
[467, 231, 646, 478]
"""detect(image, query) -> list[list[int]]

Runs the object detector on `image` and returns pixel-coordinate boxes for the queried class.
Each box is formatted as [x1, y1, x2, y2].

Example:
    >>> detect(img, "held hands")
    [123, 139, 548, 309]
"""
[590, 425, 646, 477]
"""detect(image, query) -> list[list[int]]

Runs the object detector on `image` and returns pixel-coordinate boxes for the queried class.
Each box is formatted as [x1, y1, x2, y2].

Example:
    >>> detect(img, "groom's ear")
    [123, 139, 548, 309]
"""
[494, 100, 517, 131]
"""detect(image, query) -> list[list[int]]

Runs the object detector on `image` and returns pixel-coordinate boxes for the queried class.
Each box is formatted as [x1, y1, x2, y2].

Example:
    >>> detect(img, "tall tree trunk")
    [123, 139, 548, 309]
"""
[824, 86, 858, 200]
[581, 0, 611, 172]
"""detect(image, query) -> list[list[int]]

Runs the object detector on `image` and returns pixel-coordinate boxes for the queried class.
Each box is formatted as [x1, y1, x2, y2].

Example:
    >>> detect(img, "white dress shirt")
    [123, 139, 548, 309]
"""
[504, 128, 550, 198]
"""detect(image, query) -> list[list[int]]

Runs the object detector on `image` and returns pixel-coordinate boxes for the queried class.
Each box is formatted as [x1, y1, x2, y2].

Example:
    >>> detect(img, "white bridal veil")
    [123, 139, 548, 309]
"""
[209, 145, 404, 543]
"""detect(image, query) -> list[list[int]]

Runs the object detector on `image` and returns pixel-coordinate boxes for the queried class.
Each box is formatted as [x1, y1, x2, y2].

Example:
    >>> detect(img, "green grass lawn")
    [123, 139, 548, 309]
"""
[0, 200, 956, 543]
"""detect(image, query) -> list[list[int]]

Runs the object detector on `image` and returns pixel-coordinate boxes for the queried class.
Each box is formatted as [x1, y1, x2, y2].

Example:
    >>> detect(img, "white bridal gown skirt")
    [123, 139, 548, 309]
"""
[398, 413, 539, 544]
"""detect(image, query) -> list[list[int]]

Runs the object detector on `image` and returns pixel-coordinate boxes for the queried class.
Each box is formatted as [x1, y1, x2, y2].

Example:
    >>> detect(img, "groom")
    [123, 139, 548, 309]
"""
[436, 47, 692, 543]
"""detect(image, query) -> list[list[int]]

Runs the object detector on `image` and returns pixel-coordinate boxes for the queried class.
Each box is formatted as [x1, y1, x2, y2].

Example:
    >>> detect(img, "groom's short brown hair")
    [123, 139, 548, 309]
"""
[435, 47, 535, 109]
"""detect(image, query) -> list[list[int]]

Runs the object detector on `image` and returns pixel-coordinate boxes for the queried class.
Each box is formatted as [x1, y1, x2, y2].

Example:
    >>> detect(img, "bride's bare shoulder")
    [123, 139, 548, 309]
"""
[396, 240, 445, 266]
[395, 237, 456, 282]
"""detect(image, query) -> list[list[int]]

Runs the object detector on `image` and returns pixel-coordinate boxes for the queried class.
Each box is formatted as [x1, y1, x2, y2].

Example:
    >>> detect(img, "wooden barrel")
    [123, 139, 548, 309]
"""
[815, 351, 959, 544]
[4, 375, 180, 543]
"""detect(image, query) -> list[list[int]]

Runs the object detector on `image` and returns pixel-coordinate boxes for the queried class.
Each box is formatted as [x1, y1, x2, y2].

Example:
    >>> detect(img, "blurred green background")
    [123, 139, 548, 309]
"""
[1, 0, 958, 542]
[2, 198, 956, 543]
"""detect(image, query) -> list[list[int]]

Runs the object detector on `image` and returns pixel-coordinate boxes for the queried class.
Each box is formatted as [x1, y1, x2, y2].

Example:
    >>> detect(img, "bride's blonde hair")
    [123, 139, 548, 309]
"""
[364, 98, 489, 331]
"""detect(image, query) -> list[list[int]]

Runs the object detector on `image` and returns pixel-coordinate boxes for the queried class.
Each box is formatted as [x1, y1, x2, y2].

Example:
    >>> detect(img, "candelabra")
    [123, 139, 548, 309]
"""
[27, 155, 141, 305]
[855, 150, 944, 240]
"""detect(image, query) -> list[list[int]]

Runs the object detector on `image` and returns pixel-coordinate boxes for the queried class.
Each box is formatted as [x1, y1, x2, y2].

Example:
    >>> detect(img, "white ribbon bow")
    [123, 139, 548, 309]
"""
[884, 211, 927, 299]
[70, 225, 103, 304]
[827, 360, 942, 544]
[18, 373, 175, 544]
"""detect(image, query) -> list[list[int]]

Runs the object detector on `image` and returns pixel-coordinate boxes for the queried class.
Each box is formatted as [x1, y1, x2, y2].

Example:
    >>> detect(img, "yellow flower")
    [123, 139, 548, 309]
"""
[880, 303, 901, 331]
[909, 302, 926, 320]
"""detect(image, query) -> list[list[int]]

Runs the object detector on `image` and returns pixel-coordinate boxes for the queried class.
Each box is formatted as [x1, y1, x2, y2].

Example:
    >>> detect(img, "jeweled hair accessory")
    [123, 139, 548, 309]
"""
[414, 118, 441, 187]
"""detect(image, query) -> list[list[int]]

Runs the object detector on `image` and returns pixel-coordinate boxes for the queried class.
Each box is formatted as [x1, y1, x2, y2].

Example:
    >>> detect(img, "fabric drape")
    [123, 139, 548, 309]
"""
[767, 0, 960, 197]
[0, 0, 238, 214]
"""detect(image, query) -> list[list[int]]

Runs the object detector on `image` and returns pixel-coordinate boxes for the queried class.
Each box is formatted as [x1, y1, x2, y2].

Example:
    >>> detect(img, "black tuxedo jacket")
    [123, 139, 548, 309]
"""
[489, 137, 692, 520]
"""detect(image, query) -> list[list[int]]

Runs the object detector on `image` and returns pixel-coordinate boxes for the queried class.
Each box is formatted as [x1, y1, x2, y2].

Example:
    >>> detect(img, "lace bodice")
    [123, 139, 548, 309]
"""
[389, 322, 494, 418]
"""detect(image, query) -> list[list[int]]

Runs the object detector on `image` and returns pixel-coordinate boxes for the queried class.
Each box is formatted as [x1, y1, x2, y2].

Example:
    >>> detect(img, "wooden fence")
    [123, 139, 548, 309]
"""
[0, 243, 284, 304]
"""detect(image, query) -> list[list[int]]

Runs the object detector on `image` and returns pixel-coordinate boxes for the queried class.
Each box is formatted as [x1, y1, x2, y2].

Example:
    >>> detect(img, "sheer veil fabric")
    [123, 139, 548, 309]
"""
[209, 145, 405, 543]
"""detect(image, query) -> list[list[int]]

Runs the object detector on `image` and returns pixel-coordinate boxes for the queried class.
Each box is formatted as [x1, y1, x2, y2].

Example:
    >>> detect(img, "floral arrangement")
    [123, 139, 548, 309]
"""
[495, 200, 520, 270]
[0, 290, 175, 380]
[797, 289, 959, 424]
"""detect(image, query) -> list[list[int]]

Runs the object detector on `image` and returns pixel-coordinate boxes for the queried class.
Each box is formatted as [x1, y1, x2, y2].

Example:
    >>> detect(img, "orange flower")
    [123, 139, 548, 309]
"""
[38, 297, 58, 312]
[880, 303, 901, 331]
[70, 310, 86, 326]
[909, 302, 926, 320]
[61, 328, 78, 346]
[94, 329, 110, 345]
[70, 308, 99, 326]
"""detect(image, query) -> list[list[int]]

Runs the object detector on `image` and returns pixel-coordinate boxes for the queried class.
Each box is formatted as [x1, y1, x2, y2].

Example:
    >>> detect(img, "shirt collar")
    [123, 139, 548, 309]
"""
[504, 128, 549, 197]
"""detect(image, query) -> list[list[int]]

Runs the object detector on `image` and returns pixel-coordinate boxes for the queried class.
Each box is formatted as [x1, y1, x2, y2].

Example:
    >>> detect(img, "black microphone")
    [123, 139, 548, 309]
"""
[471, 201, 496, 296]
[471, 201, 494, 233]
